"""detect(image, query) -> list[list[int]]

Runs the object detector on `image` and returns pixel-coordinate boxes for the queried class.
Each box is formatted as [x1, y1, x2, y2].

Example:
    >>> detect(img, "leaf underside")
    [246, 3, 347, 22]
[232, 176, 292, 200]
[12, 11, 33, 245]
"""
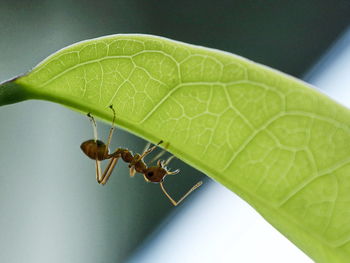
[1, 34, 350, 262]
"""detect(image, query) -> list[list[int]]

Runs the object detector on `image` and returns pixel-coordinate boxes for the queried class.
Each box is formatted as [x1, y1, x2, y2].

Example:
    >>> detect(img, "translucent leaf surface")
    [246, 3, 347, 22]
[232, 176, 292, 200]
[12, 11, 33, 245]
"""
[1, 34, 349, 262]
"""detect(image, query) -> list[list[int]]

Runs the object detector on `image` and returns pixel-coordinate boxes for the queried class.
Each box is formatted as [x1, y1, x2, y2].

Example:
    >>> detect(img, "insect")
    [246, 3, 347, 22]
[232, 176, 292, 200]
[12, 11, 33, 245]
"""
[80, 105, 203, 206]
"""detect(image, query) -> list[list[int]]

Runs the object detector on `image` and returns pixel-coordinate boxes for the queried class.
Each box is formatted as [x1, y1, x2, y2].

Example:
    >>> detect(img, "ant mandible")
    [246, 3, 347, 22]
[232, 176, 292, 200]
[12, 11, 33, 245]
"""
[80, 105, 203, 206]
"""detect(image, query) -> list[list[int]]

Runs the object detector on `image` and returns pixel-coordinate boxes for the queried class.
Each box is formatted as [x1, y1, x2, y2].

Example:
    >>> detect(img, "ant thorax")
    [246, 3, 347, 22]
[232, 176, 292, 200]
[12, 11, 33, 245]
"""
[133, 157, 147, 174]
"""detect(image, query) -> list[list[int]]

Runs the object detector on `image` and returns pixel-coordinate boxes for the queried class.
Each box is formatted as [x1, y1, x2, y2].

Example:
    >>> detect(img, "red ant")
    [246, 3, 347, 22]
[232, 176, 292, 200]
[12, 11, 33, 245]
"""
[80, 105, 203, 206]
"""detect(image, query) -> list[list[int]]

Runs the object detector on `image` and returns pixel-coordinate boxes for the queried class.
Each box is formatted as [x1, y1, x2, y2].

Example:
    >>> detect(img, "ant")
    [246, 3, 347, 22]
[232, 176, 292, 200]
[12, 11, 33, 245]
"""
[80, 105, 203, 206]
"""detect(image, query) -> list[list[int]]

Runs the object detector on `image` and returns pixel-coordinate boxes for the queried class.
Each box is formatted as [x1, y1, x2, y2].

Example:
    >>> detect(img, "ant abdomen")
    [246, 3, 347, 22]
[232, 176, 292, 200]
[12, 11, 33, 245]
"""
[80, 139, 109, 160]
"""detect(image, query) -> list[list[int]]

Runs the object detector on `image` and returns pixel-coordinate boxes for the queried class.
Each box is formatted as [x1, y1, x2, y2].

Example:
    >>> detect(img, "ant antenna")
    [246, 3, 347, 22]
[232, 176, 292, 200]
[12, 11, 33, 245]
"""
[160, 181, 203, 206]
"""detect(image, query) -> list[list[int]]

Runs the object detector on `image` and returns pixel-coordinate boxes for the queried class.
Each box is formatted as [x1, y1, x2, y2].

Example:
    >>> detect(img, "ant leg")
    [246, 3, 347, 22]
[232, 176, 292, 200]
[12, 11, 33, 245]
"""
[163, 155, 176, 166]
[87, 113, 98, 142]
[100, 157, 120, 185]
[95, 159, 102, 183]
[131, 140, 164, 166]
[159, 181, 203, 206]
[140, 140, 163, 160]
[159, 182, 177, 206]
[129, 166, 136, 177]
[105, 105, 116, 152]
[149, 142, 170, 164]
[94, 156, 120, 184]
[142, 141, 151, 154]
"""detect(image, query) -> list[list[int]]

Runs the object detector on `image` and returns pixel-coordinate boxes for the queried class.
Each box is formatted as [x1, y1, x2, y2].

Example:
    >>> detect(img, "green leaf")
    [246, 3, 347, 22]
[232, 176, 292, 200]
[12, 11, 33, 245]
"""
[1, 34, 350, 262]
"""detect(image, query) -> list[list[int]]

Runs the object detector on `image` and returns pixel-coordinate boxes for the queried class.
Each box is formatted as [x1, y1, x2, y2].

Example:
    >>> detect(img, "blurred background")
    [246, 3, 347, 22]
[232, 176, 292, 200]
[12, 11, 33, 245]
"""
[0, 1, 349, 262]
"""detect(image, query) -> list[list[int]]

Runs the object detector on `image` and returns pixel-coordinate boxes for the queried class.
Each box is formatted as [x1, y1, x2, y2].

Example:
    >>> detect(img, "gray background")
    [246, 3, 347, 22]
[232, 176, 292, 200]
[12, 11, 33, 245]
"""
[0, 1, 349, 262]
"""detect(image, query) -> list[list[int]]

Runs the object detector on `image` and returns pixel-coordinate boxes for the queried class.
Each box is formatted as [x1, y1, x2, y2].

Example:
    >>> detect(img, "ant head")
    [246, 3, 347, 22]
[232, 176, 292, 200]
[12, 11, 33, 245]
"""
[80, 139, 109, 160]
[143, 166, 167, 183]
[143, 161, 180, 183]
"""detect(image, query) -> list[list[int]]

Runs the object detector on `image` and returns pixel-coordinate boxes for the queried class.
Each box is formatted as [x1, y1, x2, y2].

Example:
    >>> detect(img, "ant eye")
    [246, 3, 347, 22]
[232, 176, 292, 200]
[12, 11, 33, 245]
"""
[147, 171, 154, 177]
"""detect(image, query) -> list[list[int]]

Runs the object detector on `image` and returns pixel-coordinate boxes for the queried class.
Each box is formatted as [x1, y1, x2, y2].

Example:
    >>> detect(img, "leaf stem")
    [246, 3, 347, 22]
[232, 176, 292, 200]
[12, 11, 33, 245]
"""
[0, 76, 28, 106]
